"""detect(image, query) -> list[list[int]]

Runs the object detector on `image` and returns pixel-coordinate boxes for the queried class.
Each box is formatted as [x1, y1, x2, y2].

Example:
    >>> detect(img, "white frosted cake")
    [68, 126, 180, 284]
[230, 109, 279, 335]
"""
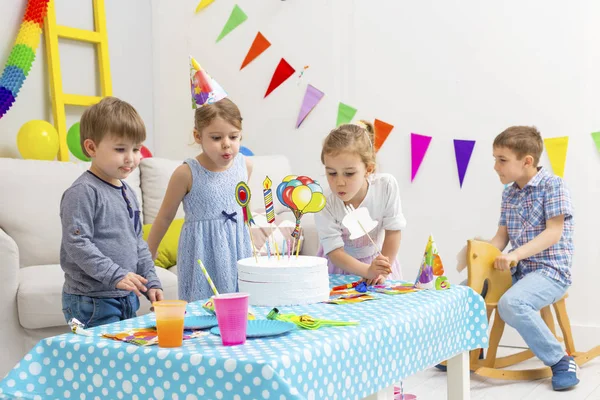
[237, 256, 330, 306]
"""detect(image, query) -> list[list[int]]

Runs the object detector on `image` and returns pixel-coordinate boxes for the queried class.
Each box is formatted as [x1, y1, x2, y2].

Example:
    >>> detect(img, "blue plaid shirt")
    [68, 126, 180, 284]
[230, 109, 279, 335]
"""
[500, 167, 574, 285]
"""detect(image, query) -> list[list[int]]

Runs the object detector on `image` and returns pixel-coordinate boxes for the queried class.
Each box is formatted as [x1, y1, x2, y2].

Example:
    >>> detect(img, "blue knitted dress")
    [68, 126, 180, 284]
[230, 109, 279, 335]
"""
[177, 154, 252, 302]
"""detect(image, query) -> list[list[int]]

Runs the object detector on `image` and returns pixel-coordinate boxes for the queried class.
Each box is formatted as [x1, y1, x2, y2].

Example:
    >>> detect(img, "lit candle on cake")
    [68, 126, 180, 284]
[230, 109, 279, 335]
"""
[263, 176, 280, 259]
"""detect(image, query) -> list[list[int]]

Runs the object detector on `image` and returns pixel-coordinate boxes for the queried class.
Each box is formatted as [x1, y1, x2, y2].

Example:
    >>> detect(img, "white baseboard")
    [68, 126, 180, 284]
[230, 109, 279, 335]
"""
[498, 323, 600, 354]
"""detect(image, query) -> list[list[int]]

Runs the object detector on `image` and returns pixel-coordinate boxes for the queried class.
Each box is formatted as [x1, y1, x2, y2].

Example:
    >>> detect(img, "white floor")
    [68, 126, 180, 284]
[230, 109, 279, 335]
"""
[402, 347, 600, 400]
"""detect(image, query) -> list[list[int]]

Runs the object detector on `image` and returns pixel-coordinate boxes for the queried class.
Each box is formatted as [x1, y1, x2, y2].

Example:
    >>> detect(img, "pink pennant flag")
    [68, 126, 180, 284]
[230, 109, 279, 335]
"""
[453, 139, 476, 188]
[411, 133, 432, 182]
[296, 84, 324, 128]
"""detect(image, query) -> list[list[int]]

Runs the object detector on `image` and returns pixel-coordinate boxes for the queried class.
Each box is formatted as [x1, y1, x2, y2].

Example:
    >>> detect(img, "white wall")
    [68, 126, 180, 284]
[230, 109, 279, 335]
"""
[152, 0, 600, 348]
[0, 0, 155, 159]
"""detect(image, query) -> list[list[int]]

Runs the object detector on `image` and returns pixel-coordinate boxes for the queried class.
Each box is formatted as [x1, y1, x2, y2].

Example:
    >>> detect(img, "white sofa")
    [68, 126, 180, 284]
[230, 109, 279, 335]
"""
[0, 155, 317, 377]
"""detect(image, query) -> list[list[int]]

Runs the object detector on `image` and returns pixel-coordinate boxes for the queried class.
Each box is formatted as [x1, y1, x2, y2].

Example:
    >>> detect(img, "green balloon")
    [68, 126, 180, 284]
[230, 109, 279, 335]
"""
[67, 122, 90, 161]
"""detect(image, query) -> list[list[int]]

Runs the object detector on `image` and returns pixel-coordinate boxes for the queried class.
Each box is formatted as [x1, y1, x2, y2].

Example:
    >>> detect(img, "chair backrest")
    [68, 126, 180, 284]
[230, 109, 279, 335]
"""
[467, 240, 513, 304]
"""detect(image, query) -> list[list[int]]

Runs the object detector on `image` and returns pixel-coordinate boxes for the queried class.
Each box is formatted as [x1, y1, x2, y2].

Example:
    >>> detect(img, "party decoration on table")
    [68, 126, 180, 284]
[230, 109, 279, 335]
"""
[190, 55, 227, 109]
[241, 32, 271, 70]
[66, 122, 90, 161]
[592, 132, 600, 153]
[195, 0, 215, 13]
[202, 295, 256, 320]
[265, 58, 295, 98]
[17, 119, 59, 160]
[211, 320, 296, 338]
[325, 293, 377, 305]
[0, 0, 49, 119]
[544, 136, 569, 178]
[263, 176, 280, 259]
[368, 283, 420, 295]
[411, 133, 432, 182]
[102, 327, 208, 346]
[236, 181, 258, 261]
[336, 102, 357, 127]
[435, 276, 451, 290]
[296, 84, 325, 128]
[454, 139, 476, 188]
[216, 4, 248, 42]
[414, 235, 441, 290]
[68, 318, 93, 336]
[373, 119, 394, 152]
[267, 308, 359, 329]
[276, 175, 326, 240]
[341, 204, 381, 255]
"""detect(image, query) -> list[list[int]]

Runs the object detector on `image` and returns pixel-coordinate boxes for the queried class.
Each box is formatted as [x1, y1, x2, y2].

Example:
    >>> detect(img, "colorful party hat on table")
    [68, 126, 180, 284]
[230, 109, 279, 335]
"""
[414, 234, 444, 290]
[189, 55, 227, 109]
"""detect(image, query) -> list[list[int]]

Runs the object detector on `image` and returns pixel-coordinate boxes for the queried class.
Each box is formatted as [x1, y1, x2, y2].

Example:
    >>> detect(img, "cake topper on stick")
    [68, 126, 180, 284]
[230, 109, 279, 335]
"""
[235, 181, 258, 262]
[276, 175, 326, 238]
[263, 176, 280, 260]
[341, 205, 382, 256]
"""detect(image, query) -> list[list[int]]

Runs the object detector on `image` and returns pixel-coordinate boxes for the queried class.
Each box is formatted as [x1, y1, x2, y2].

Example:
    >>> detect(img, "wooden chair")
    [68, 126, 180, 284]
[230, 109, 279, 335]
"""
[465, 239, 600, 380]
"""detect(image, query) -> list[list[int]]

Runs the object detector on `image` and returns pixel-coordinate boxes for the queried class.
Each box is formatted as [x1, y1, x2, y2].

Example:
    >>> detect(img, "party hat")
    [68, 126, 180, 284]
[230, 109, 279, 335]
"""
[189, 55, 227, 109]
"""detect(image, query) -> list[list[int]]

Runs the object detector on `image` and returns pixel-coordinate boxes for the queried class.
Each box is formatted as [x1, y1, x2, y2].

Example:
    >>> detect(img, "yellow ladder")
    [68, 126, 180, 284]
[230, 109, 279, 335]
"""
[43, 0, 112, 161]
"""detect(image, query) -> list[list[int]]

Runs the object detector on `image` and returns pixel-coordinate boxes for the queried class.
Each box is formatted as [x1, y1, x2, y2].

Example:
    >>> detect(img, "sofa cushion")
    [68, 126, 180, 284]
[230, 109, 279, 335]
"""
[17, 264, 179, 329]
[142, 219, 184, 268]
[139, 157, 185, 224]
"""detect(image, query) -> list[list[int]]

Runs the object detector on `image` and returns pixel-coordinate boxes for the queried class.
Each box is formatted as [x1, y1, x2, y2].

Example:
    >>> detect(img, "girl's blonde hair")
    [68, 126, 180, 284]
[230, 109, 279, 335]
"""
[321, 120, 376, 169]
[194, 98, 242, 134]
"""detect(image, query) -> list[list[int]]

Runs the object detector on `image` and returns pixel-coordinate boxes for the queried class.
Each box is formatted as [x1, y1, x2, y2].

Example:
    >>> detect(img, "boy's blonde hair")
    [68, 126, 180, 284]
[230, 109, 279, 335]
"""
[194, 98, 242, 134]
[493, 126, 544, 166]
[80, 97, 146, 157]
[321, 120, 376, 169]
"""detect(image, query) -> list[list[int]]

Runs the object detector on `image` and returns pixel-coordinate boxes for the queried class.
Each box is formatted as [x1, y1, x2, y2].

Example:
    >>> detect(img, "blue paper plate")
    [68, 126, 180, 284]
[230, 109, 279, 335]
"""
[183, 315, 218, 330]
[210, 320, 296, 338]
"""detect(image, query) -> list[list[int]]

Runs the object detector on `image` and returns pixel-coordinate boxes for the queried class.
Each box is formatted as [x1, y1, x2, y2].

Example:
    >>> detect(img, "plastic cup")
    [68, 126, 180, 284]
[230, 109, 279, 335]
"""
[153, 300, 187, 348]
[213, 293, 249, 346]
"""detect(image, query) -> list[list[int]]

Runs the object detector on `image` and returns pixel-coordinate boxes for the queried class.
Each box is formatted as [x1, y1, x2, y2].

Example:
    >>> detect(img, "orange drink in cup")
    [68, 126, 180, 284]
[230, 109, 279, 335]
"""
[153, 300, 187, 348]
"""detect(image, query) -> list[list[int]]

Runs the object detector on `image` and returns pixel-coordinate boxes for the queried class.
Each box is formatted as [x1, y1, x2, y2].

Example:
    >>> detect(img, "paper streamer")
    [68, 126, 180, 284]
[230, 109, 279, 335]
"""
[216, 4, 247, 42]
[453, 139, 476, 188]
[264, 58, 295, 97]
[241, 32, 271, 70]
[296, 84, 324, 128]
[374, 119, 394, 152]
[544, 136, 569, 178]
[410, 133, 432, 182]
[591, 132, 600, 153]
[336, 102, 357, 127]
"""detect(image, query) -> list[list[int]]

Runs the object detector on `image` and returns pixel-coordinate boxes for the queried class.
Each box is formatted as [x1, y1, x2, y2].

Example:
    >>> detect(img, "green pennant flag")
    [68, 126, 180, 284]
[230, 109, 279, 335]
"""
[592, 131, 600, 152]
[216, 5, 248, 42]
[336, 102, 357, 127]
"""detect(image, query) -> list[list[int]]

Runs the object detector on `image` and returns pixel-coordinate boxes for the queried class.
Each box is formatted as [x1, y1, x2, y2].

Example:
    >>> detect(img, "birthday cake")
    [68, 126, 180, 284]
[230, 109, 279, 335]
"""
[237, 256, 330, 306]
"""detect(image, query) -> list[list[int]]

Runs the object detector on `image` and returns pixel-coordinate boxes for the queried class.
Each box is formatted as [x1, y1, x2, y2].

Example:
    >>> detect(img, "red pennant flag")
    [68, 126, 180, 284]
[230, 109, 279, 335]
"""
[241, 32, 271, 70]
[264, 58, 295, 98]
[374, 119, 394, 152]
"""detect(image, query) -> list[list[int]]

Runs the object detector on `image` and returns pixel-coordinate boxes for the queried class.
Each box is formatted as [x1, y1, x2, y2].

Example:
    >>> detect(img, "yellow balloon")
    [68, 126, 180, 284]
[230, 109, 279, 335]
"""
[282, 175, 297, 183]
[303, 192, 326, 213]
[291, 185, 312, 211]
[17, 120, 59, 161]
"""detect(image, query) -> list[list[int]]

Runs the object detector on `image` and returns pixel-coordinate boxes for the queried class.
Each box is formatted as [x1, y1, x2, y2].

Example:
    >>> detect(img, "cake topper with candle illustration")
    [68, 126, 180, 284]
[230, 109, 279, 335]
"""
[276, 175, 326, 237]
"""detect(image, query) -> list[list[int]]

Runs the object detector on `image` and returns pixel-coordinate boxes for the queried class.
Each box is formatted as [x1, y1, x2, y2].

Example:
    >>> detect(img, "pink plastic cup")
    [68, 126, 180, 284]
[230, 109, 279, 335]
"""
[213, 293, 249, 346]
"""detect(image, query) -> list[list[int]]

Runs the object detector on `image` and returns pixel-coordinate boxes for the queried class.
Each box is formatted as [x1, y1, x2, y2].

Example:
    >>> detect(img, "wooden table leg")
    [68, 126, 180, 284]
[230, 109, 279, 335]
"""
[447, 351, 470, 400]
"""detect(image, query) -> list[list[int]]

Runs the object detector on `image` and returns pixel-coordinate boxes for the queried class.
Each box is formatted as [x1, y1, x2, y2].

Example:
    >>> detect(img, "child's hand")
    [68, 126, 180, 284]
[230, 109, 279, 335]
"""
[147, 288, 164, 303]
[367, 255, 391, 280]
[116, 273, 148, 296]
[494, 253, 518, 271]
[364, 275, 386, 286]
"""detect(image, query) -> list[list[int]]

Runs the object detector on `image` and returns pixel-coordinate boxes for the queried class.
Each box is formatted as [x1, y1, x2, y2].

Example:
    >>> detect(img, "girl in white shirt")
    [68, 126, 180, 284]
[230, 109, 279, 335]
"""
[315, 121, 406, 284]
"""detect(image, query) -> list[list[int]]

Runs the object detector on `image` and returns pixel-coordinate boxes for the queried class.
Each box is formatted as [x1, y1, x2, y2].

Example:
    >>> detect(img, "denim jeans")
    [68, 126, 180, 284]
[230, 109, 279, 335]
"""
[62, 292, 140, 328]
[497, 271, 568, 366]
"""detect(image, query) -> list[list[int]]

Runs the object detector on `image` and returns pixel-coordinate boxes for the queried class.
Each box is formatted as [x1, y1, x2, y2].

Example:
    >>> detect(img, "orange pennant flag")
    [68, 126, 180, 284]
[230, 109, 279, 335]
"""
[374, 119, 394, 152]
[241, 32, 271, 70]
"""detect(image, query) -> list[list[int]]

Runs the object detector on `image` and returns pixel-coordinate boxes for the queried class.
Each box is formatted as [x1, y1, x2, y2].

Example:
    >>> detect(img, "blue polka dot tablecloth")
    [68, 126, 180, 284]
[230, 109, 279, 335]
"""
[0, 275, 488, 400]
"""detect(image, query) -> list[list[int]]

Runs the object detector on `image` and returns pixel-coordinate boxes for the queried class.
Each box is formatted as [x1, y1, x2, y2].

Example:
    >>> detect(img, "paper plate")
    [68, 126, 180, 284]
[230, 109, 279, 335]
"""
[183, 315, 218, 330]
[210, 320, 296, 338]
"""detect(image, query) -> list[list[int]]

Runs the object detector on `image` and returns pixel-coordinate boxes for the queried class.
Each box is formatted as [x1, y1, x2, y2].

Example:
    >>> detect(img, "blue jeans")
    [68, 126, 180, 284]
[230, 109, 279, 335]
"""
[497, 271, 568, 366]
[62, 292, 140, 328]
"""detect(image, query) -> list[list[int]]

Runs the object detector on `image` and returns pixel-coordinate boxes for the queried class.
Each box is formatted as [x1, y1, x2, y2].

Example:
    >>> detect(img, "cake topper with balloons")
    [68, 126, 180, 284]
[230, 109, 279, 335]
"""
[276, 175, 326, 238]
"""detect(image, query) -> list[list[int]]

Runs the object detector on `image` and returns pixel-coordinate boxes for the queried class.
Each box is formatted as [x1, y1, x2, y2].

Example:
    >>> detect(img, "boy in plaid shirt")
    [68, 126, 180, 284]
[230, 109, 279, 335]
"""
[486, 126, 577, 390]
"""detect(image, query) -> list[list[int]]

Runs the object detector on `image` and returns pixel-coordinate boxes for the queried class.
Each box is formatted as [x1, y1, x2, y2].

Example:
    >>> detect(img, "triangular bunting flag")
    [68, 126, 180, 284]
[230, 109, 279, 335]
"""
[296, 84, 324, 128]
[373, 119, 394, 152]
[241, 32, 271, 70]
[544, 136, 569, 178]
[592, 132, 600, 153]
[411, 133, 432, 182]
[195, 0, 215, 13]
[336, 102, 357, 127]
[453, 139, 476, 188]
[216, 4, 248, 42]
[264, 58, 295, 97]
